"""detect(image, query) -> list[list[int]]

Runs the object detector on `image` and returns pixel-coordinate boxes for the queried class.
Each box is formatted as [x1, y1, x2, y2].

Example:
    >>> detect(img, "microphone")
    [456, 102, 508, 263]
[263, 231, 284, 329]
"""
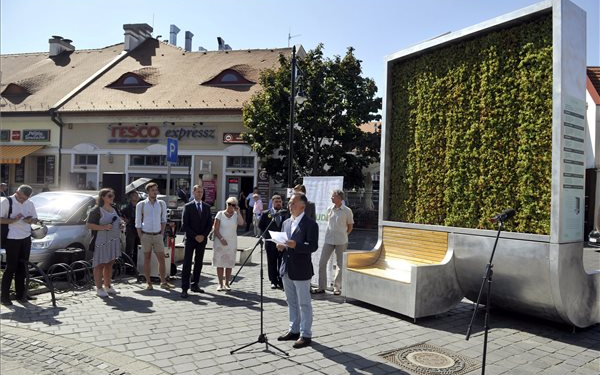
[111, 216, 118, 223]
[490, 208, 516, 223]
[272, 209, 288, 217]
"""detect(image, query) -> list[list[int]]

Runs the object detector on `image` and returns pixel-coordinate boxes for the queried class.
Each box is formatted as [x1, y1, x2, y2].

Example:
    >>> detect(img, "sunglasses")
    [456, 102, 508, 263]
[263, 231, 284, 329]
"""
[106, 194, 114, 198]
[227, 203, 237, 207]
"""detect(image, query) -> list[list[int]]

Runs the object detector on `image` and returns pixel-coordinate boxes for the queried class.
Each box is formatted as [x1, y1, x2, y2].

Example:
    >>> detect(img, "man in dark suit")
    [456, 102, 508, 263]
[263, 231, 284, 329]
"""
[180, 184, 212, 298]
[121, 191, 141, 266]
[258, 194, 288, 289]
[276, 192, 319, 349]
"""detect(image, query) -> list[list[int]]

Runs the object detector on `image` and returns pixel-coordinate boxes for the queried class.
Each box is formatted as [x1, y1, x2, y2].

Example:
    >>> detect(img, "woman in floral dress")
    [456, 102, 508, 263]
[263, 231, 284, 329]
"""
[212, 197, 244, 291]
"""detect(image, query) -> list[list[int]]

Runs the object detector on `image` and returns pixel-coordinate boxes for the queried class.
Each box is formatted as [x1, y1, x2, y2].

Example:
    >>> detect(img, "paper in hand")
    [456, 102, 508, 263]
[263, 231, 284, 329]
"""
[267, 231, 288, 245]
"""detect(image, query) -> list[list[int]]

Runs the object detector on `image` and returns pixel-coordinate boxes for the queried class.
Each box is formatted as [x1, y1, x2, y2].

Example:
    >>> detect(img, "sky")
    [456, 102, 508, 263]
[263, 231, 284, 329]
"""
[1, 0, 598, 97]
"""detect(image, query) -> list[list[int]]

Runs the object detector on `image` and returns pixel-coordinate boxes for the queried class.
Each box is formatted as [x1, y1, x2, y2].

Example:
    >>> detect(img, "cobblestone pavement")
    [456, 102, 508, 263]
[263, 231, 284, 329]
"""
[1, 233, 599, 375]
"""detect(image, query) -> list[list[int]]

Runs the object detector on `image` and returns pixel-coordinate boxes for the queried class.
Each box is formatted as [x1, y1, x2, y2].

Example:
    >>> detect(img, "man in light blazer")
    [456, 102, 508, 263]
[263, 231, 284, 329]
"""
[276, 192, 319, 349]
[180, 184, 212, 298]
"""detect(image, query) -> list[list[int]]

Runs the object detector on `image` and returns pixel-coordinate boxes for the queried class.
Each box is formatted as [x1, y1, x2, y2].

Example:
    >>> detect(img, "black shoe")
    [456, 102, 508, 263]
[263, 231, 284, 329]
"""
[1, 299, 13, 307]
[293, 337, 312, 349]
[310, 288, 325, 294]
[180, 290, 189, 298]
[271, 284, 278, 289]
[277, 331, 300, 341]
[26, 295, 37, 301]
[190, 285, 204, 293]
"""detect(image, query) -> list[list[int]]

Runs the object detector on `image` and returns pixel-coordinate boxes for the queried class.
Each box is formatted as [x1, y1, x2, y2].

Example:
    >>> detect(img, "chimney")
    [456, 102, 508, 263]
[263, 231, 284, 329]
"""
[169, 24, 180, 45]
[217, 37, 232, 51]
[49, 35, 75, 57]
[184, 31, 194, 52]
[123, 23, 153, 51]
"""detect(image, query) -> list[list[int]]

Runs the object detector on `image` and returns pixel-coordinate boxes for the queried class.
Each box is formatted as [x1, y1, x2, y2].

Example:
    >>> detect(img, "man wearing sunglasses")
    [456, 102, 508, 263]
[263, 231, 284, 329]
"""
[180, 184, 212, 298]
[1, 185, 38, 306]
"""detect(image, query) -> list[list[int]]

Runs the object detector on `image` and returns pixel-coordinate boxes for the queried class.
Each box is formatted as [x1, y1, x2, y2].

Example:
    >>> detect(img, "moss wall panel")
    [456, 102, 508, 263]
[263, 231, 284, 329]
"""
[388, 13, 552, 234]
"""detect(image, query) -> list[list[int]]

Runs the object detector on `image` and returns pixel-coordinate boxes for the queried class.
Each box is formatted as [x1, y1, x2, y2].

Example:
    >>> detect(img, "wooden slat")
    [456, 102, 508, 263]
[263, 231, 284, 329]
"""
[383, 227, 448, 264]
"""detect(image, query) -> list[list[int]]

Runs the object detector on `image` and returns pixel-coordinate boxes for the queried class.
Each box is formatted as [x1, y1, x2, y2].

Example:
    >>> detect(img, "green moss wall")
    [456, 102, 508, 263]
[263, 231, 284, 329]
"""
[388, 13, 552, 234]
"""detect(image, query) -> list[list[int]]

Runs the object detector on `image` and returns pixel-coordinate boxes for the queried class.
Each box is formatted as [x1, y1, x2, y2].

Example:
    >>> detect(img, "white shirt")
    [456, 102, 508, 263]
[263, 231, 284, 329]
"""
[290, 212, 305, 235]
[324, 204, 354, 245]
[0, 195, 38, 240]
[135, 198, 167, 233]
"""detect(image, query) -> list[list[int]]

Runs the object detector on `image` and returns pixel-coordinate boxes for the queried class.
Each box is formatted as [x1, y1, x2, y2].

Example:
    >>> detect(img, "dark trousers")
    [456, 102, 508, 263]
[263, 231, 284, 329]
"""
[245, 207, 253, 231]
[125, 228, 140, 266]
[1, 237, 31, 300]
[181, 239, 206, 291]
[265, 243, 282, 286]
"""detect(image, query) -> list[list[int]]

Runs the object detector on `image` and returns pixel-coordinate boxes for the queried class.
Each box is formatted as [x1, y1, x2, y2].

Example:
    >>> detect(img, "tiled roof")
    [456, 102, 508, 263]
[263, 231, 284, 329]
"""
[58, 40, 290, 113]
[359, 121, 381, 134]
[588, 67, 600, 105]
[0, 45, 124, 113]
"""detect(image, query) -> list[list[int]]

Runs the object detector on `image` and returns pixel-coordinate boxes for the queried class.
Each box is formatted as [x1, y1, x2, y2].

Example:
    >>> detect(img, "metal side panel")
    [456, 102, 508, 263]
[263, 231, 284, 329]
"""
[413, 251, 464, 318]
[550, 243, 600, 327]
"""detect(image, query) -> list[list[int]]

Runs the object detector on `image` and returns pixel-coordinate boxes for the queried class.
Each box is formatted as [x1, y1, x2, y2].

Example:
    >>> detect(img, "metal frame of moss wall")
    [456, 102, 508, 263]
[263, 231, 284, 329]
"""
[380, 0, 598, 327]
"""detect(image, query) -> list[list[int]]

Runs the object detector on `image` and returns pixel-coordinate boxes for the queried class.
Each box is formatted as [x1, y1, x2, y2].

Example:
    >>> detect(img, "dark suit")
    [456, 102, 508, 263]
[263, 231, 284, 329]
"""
[279, 213, 319, 338]
[258, 208, 289, 287]
[181, 200, 212, 292]
[280, 214, 319, 280]
[121, 203, 140, 265]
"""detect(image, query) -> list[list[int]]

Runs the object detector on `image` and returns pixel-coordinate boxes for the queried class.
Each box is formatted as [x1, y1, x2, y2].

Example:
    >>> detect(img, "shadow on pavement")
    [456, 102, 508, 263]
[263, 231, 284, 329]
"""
[103, 294, 156, 313]
[1, 303, 66, 326]
[348, 299, 600, 349]
[309, 341, 409, 374]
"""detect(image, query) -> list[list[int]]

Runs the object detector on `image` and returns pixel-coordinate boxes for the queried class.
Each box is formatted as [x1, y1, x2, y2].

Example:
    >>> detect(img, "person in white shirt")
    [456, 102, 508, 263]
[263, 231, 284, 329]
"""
[0, 185, 38, 306]
[252, 193, 264, 237]
[313, 189, 354, 295]
[135, 182, 174, 290]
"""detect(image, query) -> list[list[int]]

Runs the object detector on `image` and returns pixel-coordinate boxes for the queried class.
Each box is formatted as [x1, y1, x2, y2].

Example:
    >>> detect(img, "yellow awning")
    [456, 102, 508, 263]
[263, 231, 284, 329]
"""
[0, 145, 44, 164]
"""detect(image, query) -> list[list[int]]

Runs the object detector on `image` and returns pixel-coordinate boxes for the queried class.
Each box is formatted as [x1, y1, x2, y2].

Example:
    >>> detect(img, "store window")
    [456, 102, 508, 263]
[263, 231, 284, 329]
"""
[130, 155, 191, 167]
[36, 156, 55, 184]
[75, 154, 98, 165]
[227, 156, 254, 169]
[14, 163, 24, 183]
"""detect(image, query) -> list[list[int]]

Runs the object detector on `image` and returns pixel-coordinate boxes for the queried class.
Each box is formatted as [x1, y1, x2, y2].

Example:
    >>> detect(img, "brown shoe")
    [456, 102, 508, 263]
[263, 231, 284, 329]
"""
[277, 331, 300, 341]
[293, 337, 312, 348]
[160, 282, 175, 289]
[146, 284, 153, 291]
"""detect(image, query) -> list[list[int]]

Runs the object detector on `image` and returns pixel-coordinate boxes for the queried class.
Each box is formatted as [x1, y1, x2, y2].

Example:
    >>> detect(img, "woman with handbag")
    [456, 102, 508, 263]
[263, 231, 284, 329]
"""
[86, 188, 122, 298]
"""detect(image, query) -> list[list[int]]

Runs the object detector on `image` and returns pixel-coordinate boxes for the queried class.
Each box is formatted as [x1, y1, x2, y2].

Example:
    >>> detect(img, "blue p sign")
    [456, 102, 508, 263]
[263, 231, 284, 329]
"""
[167, 138, 178, 163]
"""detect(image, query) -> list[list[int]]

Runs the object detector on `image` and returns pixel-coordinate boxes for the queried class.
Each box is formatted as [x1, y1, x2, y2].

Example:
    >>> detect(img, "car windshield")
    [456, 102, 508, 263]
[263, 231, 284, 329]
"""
[29, 192, 93, 223]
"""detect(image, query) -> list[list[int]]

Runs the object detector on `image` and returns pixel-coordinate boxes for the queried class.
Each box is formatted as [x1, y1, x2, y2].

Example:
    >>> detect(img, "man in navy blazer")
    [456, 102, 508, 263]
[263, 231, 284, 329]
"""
[180, 184, 212, 298]
[276, 192, 319, 349]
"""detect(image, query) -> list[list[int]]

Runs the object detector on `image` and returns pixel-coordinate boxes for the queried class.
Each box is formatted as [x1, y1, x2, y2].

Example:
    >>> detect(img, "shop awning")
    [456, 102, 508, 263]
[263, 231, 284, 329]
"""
[0, 145, 44, 164]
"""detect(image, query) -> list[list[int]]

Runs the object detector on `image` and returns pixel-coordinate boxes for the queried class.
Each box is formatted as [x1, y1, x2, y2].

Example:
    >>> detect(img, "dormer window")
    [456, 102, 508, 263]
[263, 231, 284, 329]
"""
[107, 73, 152, 89]
[1, 83, 31, 97]
[202, 69, 255, 87]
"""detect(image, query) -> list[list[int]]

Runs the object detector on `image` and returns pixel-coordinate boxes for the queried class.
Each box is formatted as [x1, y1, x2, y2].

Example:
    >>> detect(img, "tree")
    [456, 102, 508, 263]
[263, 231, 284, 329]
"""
[243, 44, 381, 189]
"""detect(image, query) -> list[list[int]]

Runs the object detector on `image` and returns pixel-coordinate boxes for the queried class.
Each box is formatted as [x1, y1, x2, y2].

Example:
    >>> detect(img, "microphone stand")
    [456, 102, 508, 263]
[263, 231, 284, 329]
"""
[465, 219, 504, 375]
[230, 213, 288, 356]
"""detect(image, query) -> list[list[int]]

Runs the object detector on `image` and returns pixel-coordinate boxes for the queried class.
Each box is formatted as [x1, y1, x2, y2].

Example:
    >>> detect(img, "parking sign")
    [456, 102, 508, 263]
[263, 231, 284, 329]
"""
[167, 138, 178, 163]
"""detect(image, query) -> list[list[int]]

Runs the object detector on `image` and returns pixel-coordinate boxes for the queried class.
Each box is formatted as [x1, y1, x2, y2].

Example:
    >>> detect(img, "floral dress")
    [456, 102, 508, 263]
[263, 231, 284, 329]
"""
[89, 207, 122, 266]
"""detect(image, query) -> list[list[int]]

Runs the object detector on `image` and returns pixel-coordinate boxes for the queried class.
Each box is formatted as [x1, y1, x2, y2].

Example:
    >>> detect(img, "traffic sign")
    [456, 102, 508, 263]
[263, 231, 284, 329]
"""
[167, 138, 178, 163]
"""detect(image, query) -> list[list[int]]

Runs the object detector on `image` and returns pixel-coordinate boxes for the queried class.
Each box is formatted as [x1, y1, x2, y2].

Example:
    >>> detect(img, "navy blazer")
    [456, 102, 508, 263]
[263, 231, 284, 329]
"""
[279, 214, 319, 280]
[182, 201, 212, 244]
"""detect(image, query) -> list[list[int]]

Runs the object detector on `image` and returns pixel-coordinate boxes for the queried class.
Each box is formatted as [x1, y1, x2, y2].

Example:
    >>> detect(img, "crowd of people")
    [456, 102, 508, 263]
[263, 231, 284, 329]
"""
[0, 181, 354, 350]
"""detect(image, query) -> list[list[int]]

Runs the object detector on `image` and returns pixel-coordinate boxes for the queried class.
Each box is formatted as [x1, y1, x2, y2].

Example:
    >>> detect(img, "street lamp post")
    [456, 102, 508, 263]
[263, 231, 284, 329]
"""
[287, 45, 297, 188]
[287, 45, 307, 188]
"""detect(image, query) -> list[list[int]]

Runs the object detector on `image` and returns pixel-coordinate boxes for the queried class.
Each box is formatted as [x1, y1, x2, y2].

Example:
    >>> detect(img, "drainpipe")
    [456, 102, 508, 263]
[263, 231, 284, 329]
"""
[50, 110, 64, 188]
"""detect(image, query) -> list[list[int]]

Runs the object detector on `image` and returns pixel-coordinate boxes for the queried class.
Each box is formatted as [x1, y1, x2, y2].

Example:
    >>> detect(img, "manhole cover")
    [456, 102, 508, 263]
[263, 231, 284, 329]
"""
[379, 343, 480, 375]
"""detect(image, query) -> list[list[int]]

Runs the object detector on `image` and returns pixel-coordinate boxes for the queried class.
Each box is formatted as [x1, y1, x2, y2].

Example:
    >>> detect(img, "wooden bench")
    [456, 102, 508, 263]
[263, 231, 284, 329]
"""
[343, 226, 463, 320]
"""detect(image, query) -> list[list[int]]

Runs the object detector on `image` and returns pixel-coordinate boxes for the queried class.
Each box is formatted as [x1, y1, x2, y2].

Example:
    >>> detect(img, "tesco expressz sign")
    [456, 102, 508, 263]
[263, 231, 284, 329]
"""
[108, 123, 216, 144]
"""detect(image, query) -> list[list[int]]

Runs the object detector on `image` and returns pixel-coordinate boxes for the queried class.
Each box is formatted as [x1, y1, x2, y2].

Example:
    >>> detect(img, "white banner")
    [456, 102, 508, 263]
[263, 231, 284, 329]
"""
[303, 176, 344, 287]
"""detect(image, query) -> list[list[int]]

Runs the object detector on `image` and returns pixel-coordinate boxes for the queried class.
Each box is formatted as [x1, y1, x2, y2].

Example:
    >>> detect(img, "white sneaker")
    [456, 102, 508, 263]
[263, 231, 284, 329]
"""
[106, 286, 120, 295]
[217, 286, 224, 292]
[96, 288, 108, 298]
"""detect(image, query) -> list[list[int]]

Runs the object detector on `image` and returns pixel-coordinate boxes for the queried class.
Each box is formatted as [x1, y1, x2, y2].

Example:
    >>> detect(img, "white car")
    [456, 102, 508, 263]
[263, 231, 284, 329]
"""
[29, 191, 98, 269]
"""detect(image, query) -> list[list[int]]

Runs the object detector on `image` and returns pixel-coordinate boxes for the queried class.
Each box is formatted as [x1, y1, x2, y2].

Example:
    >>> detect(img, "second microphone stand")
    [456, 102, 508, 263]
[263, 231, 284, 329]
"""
[465, 219, 505, 375]
[230, 215, 288, 356]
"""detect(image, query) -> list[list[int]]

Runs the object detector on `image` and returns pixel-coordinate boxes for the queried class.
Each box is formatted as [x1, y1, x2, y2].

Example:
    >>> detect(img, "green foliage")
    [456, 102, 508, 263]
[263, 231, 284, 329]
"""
[243, 44, 382, 189]
[388, 14, 552, 234]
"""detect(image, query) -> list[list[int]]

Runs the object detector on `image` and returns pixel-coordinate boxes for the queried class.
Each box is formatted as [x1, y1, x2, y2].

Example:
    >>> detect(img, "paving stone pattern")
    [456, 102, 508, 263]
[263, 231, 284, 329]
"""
[1, 234, 599, 375]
